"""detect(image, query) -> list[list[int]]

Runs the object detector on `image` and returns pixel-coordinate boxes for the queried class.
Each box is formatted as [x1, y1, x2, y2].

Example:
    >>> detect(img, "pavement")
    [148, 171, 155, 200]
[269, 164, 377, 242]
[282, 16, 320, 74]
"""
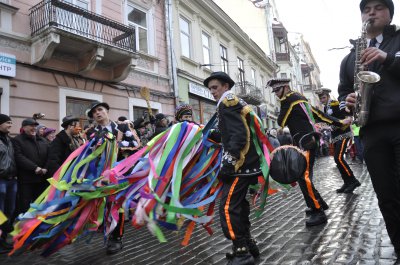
[0, 156, 398, 265]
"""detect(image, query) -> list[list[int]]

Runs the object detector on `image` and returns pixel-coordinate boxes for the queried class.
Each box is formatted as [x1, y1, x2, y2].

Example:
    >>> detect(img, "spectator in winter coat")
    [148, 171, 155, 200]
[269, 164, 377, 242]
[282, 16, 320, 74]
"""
[13, 118, 49, 214]
[46, 115, 82, 177]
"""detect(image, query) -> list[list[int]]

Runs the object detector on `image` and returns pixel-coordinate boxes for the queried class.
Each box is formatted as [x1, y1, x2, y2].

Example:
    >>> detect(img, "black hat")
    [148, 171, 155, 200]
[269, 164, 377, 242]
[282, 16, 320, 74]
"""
[118, 116, 128, 122]
[203, 72, 235, 89]
[360, 0, 394, 19]
[266, 78, 291, 92]
[61, 115, 79, 128]
[155, 113, 166, 121]
[316, 88, 331, 97]
[87, 102, 110, 118]
[0, 114, 11, 125]
[22, 118, 39, 127]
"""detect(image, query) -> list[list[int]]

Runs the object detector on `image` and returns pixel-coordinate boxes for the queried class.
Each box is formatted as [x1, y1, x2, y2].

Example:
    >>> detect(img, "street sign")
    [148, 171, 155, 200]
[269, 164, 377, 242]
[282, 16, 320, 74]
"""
[0, 52, 16, 77]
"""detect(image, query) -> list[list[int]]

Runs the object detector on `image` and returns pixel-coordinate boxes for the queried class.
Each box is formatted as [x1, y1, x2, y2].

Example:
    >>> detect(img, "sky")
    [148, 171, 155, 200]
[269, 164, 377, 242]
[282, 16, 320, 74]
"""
[273, 0, 400, 98]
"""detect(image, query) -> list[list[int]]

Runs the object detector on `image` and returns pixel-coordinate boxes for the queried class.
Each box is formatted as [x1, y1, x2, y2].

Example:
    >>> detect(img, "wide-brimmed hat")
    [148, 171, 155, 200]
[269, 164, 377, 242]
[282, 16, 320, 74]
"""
[87, 102, 110, 118]
[22, 118, 39, 127]
[360, 0, 394, 18]
[203, 72, 235, 89]
[266, 78, 291, 92]
[61, 115, 79, 128]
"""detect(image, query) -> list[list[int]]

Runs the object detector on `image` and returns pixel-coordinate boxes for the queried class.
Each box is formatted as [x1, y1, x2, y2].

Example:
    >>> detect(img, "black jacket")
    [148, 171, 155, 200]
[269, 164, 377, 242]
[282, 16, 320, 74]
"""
[338, 25, 400, 127]
[0, 133, 17, 179]
[217, 92, 260, 177]
[13, 133, 49, 183]
[277, 92, 344, 147]
[46, 130, 73, 177]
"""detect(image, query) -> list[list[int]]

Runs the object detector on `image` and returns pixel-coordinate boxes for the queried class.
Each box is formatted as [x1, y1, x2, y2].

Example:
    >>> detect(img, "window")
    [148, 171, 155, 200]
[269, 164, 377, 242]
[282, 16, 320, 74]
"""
[202, 32, 211, 68]
[127, 4, 148, 53]
[251, 68, 256, 85]
[179, 17, 191, 58]
[237, 57, 245, 84]
[280, 73, 287, 78]
[220, 45, 228, 73]
[66, 97, 94, 128]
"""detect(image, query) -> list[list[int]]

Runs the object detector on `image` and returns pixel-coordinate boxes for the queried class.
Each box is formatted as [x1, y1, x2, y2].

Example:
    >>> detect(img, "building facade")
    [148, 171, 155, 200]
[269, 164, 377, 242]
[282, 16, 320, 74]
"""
[170, 0, 277, 126]
[0, 0, 172, 135]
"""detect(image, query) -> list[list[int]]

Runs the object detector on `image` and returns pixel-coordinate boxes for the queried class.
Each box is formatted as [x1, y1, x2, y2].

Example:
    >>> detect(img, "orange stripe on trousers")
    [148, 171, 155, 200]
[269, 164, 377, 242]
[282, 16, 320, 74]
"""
[224, 177, 239, 240]
[304, 151, 321, 209]
[338, 140, 351, 176]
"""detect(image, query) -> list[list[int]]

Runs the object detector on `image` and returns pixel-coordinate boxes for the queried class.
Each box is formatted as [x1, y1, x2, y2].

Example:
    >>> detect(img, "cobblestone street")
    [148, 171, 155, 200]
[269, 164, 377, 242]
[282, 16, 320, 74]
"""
[0, 156, 397, 265]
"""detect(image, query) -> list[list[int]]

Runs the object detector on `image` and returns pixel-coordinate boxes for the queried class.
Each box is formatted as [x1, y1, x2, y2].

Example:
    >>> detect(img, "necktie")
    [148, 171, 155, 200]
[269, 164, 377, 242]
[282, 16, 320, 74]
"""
[369, 38, 377, 48]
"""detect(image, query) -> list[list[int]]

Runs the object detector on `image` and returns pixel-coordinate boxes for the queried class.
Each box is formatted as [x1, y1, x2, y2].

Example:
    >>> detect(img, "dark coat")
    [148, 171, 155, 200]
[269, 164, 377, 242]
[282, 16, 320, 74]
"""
[13, 133, 49, 184]
[46, 130, 73, 177]
[0, 133, 17, 179]
[217, 92, 261, 177]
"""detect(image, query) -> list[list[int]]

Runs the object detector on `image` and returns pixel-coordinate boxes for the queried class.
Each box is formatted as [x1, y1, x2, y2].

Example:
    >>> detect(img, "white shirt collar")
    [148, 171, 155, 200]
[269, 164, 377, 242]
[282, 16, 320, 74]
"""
[369, 34, 383, 47]
[217, 90, 233, 107]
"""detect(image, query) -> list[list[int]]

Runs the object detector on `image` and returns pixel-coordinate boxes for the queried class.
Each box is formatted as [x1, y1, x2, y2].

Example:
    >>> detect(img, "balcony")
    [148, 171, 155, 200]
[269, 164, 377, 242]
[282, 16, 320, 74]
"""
[29, 0, 138, 82]
[234, 81, 264, 105]
[275, 52, 290, 62]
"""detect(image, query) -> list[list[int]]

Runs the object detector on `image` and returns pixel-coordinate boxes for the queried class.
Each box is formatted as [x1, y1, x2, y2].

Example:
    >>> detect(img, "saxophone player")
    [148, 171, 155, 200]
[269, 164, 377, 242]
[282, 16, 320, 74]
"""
[317, 88, 361, 193]
[338, 0, 400, 262]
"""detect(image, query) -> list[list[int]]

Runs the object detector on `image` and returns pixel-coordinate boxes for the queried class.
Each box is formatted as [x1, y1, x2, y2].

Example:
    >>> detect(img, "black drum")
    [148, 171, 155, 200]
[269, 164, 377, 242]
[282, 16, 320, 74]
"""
[269, 145, 307, 184]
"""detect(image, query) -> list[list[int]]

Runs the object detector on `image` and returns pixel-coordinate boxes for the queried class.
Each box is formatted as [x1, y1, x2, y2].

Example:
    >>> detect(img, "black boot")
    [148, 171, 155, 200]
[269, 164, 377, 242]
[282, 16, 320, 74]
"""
[226, 240, 255, 265]
[343, 179, 361, 193]
[246, 238, 259, 259]
[336, 182, 347, 193]
[106, 235, 123, 255]
[306, 210, 327, 227]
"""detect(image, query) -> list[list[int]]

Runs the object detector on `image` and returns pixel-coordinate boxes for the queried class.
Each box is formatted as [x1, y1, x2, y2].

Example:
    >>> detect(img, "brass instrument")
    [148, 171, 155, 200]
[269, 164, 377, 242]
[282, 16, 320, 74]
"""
[353, 20, 380, 126]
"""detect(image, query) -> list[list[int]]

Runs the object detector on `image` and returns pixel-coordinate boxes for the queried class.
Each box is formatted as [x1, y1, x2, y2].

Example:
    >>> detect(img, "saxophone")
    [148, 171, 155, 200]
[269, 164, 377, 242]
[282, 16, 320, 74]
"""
[353, 20, 381, 126]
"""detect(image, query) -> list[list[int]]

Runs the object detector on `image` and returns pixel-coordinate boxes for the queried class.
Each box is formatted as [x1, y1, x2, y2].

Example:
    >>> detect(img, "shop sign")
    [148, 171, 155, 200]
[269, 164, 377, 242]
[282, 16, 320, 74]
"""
[189, 82, 214, 101]
[0, 53, 16, 77]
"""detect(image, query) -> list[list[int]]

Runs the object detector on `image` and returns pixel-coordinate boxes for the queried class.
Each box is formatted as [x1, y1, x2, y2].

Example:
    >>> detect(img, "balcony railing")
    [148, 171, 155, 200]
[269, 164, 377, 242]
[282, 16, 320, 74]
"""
[235, 81, 264, 105]
[29, 0, 136, 52]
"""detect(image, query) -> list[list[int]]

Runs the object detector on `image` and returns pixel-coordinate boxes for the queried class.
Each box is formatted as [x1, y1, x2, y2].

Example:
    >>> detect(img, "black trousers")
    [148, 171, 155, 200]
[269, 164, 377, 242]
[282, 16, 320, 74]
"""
[362, 123, 400, 251]
[297, 148, 327, 210]
[17, 181, 48, 215]
[219, 176, 256, 242]
[334, 138, 355, 182]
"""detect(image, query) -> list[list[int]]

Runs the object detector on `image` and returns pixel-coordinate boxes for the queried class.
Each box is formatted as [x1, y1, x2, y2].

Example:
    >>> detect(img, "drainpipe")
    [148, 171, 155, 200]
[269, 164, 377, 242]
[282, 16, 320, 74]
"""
[165, 0, 179, 109]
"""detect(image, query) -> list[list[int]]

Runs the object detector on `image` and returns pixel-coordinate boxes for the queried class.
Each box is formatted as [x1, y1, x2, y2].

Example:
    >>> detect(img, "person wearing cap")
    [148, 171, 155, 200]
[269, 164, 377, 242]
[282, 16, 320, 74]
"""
[36, 124, 47, 137]
[13, 118, 49, 214]
[0, 114, 17, 254]
[317, 89, 361, 193]
[86, 101, 139, 254]
[338, 0, 400, 260]
[204, 71, 262, 264]
[175, 104, 193, 122]
[266, 78, 351, 227]
[43, 128, 56, 143]
[153, 113, 169, 136]
[46, 115, 82, 177]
